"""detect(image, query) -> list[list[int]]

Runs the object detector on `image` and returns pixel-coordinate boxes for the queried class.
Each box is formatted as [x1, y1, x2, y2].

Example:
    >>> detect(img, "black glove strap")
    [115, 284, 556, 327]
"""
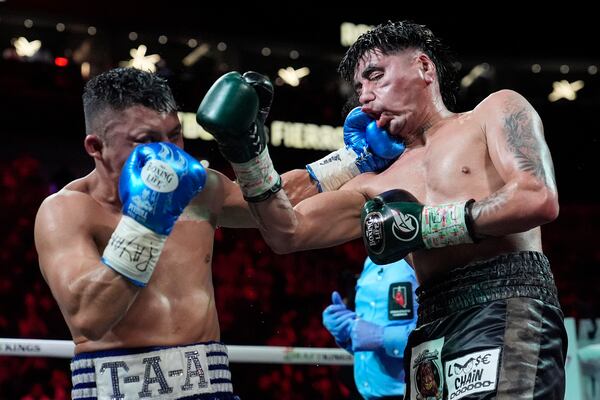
[464, 198, 479, 242]
[244, 176, 283, 203]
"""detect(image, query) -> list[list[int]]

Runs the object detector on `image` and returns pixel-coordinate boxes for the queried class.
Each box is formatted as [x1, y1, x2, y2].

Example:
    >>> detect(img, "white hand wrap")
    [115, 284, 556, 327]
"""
[421, 201, 474, 248]
[101, 216, 167, 287]
[230, 147, 281, 201]
[306, 147, 360, 192]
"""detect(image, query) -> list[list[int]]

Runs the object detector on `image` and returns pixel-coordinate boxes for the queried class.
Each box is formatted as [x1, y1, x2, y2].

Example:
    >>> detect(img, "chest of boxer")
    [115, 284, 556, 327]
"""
[84, 204, 220, 348]
[370, 117, 504, 205]
[365, 117, 536, 278]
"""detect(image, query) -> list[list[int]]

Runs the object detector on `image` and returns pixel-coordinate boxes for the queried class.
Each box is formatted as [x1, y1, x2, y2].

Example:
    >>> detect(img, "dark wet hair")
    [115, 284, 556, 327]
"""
[338, 20, 459, 111]
[82, 67, 177, 135]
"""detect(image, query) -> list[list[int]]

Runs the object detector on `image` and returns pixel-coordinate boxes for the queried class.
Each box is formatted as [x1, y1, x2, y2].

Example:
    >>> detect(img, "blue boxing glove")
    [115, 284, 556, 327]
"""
[102, 142, 207, 287]
[306, 107, 405, 191]
[344, 107, 406, 167]
[322, 291, 356, 352]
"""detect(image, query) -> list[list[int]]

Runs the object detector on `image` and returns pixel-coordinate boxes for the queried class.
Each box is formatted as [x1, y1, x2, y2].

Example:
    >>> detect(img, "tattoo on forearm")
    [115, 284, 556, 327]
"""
[471, 186, 509, 221]
[503, 100, 555, 187]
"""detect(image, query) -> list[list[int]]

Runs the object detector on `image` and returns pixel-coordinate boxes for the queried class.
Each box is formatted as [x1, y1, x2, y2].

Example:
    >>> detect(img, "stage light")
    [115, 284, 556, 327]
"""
[460, 63, 492, 88]
[54, 57, 68, 67]
[121, 45, 161, 72]
[13, 37, 41, 57]
[182, 43, 210, 67]
[548, 80, 584, 102]
[278, 66, 310, 87]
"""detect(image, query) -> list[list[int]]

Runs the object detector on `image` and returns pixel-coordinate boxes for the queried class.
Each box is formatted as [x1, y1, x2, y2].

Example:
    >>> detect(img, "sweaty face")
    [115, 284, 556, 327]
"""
[101, 105, 183, 174]
[353, 49, 426, 138]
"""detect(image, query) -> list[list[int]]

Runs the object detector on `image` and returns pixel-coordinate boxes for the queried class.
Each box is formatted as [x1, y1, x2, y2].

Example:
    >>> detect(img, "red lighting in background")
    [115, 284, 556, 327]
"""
[54, 57, 68, 67]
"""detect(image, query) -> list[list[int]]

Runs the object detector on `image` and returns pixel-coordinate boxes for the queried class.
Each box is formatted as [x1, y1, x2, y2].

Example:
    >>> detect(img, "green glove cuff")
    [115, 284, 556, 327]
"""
[421, 200, 475, 248]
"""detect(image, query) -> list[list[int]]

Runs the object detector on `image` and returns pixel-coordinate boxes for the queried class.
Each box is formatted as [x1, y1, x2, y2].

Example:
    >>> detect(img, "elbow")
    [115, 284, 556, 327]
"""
[71, 313, 111, 341]
[258, 218, 304, 255]
[264, 233, 298, 255]
[270, 245, 291, 255]
[527, 185, 559, 225]
[537, 187, 559, 224]
[514, 175, 559, 225]
[261, 224, 309, 254]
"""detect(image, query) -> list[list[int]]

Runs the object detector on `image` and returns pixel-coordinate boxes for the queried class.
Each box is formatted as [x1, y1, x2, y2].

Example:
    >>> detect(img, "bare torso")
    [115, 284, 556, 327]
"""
[355, 111, 541, 282]
[48, 171, 223, 354]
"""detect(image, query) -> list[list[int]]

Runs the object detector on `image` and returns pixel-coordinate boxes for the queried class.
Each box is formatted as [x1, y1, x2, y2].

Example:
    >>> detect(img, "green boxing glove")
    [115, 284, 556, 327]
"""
[196, 71, 281, 202]
[362, 189, 477, 265]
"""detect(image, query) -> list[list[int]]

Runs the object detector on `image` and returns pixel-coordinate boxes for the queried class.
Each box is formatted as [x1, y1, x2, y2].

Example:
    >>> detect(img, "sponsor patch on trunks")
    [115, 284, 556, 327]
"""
[445, 347, 500, 400]
[410, 337, 444, 400]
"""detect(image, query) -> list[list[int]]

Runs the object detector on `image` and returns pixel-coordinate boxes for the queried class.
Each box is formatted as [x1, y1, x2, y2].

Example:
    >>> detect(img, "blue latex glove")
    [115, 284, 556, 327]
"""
[351, 318, 384, 352]
[322, 291, 356, 349]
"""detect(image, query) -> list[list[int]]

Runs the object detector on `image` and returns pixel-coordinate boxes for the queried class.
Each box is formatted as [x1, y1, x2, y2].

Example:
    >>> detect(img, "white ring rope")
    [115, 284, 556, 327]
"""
[0, 338, 353, 365]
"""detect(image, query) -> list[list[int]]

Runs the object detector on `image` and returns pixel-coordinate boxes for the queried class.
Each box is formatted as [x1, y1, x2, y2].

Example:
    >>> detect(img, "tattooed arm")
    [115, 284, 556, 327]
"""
[472, 89, 559, 237]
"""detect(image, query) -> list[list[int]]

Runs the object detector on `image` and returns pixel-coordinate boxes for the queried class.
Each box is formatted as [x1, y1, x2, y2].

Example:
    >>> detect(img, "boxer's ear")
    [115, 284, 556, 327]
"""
[417, 53, 436, 84]
[84, 134, 103, 160]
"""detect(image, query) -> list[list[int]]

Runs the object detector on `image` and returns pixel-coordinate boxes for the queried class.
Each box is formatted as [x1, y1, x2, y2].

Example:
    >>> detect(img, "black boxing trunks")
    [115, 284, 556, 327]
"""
[404, 251, 567, 400]
[70, 341, 240, 400]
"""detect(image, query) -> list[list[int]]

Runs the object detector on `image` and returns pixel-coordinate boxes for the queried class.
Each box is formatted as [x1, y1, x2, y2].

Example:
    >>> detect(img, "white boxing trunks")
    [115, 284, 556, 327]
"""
[70, 341, 239, 400]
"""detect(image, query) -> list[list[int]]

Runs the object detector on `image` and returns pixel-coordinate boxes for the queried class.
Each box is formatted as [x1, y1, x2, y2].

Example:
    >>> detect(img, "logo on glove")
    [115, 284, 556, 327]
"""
[391, 209, 418, 242]
[363, 211, 385, 254]
[141, 160, 179, 193]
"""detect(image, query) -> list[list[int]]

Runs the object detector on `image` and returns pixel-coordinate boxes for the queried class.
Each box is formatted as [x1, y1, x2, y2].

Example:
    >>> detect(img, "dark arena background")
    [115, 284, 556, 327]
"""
[0, 1, 599, 399]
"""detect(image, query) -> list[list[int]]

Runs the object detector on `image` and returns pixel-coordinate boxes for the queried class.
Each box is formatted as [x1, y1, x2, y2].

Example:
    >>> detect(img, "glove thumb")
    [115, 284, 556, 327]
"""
[331, 291, 344, 306]
[366, 120, 405, 160]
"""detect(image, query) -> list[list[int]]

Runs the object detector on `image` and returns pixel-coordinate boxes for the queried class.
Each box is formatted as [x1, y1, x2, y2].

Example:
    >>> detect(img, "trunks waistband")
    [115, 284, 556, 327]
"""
[70, 341, 232, 400]
[416, 251, 560, 325]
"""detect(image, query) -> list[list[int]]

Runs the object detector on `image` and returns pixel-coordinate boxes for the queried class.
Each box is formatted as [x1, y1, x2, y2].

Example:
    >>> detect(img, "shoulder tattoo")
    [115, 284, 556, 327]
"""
[503, 98, 554, 187]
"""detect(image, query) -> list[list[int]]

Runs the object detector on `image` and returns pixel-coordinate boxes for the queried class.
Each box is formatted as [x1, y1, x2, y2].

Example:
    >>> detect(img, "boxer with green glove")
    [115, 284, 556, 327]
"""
[196, 71, 281, 202]
[362, 189, 476, 265]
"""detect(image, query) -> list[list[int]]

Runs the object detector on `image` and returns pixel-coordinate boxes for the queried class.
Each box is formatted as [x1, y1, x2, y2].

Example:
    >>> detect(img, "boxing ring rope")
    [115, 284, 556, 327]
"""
[0, 338, 353, 365]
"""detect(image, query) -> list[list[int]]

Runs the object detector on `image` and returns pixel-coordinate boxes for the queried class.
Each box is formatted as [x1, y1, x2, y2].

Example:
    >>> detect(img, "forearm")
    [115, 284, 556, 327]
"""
[249, 190, 298, 253]
[250, 189, 365, 254]
[68, 265, 140, 340]
[471, 176, 559, 238]
[281, 169, 318, 206]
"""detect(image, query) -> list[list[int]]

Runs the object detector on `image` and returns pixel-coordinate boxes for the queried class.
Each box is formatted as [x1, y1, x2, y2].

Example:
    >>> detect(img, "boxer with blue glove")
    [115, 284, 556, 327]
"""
[306, 107, 405, 192]
[102, 142, 206, 287]
[35, 68, 249, 399]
